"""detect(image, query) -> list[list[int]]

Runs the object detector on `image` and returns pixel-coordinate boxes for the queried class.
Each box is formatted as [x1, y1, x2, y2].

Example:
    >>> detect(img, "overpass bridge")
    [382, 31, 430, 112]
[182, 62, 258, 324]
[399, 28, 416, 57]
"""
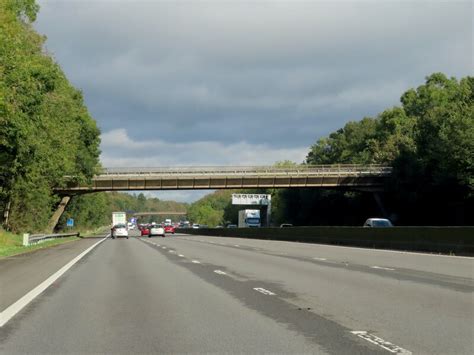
[55, 165, 392, 194]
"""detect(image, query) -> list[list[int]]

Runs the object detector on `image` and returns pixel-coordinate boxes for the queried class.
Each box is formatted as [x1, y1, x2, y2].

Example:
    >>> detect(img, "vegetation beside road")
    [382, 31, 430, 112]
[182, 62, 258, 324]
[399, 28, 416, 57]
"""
[187, 74, 473, 227]
[0, 228, 79, 258]
[57, 192, 188, 230]
[0, 0, 101, 233]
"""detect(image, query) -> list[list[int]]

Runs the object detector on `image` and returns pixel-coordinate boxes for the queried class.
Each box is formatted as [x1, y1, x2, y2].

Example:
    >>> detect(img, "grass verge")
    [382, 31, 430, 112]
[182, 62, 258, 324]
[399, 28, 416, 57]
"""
[0, 229, 80, 259]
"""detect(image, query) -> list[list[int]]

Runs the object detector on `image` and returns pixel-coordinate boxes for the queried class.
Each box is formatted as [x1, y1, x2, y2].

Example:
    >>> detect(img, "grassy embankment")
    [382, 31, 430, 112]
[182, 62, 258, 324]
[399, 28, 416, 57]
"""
[0, 226, 110, 258]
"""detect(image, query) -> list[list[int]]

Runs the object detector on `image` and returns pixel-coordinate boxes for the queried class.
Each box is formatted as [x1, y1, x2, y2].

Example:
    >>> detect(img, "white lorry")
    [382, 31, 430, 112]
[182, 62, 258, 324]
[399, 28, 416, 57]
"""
[112, 212, 127, 226]
[238, 209, 261, 228]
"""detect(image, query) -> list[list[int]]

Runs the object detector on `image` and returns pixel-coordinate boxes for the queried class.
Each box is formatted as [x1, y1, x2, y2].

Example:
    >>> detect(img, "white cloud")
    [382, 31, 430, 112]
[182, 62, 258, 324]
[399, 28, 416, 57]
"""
[100, 128, 308, 167]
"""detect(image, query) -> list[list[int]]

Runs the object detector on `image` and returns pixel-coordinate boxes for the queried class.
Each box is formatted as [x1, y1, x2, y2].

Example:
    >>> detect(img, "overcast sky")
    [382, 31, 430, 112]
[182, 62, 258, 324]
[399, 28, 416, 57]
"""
[35, 0, 472, 201]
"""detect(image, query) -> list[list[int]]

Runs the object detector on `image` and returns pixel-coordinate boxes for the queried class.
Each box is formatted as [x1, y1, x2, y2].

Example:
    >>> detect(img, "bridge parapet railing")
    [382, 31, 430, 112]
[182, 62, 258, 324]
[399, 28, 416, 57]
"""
[97, 165, 392, 177]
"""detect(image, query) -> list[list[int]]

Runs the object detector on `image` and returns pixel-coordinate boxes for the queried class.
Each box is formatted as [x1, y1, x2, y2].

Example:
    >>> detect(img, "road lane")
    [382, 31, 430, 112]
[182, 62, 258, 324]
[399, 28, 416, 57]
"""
[143, 233, 474, 354]
[0, 236, 383, 354]
[0, 237, 104, 312]
[1, 232, 472, 354]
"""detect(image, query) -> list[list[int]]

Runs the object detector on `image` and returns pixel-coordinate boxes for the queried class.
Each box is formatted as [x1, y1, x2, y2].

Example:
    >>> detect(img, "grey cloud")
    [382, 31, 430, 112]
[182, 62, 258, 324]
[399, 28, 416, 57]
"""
[35, 0, 472, 155]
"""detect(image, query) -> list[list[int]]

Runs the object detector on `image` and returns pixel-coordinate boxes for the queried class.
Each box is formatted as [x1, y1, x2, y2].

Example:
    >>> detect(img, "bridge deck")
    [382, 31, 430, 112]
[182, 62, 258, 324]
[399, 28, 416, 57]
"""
[56, 165, 392, 193]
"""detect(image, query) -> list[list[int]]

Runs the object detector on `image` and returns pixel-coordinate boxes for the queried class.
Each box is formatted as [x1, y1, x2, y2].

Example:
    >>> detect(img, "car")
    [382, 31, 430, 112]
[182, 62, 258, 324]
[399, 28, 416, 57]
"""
[363, 218, 393, 228]
[111, 224, 129, 239]
[149, 225, 165, 237]
[226, 224, 237, 228]
[140, 226, 150, 236]
[164, 225, 175, 234]
[280, 223, 293, 228]
[192, 224, 200, 229]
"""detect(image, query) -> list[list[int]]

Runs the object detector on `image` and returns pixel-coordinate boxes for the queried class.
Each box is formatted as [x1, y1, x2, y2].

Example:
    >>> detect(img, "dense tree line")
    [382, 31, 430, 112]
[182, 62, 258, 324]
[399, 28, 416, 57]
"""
[58, 192, 188, 230]
[188, 74, 473, 226]
[290, 73, 473, 226]
[1, 0, 101, 232]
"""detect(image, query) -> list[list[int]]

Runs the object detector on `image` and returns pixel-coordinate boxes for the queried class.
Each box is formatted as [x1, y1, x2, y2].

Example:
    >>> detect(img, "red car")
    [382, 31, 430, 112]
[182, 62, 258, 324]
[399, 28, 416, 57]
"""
[164, 225, 175, 234]
[140, 227, 150, 236]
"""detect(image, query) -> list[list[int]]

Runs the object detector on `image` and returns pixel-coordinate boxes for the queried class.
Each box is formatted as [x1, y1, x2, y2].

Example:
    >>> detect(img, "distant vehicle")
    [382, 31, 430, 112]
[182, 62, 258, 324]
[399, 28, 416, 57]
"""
[363, 218, 393, 228]
[227, 224, 237, 228]
[140, 226, 150, 236]
[238, 209, 261, 228]
[150, 225, 165, 237]
[280, 223, 293, 228]
[215, 225, 224, 228]
[164, 225, 175, 234]
[192, 224, 200, 229]
[112, 211, 127, 226]
[111, 224, 128, 239]
[164, 218, 172, 225]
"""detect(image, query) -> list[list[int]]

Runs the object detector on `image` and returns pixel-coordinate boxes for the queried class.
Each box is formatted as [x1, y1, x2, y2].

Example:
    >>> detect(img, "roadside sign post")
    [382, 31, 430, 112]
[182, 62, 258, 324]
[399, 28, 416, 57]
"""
[66, 218, 74, 228]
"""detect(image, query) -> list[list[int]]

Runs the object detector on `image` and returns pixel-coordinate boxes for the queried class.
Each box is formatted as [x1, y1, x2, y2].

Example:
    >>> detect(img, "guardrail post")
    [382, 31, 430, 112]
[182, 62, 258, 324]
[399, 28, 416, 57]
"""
[23, 233, 30, 246]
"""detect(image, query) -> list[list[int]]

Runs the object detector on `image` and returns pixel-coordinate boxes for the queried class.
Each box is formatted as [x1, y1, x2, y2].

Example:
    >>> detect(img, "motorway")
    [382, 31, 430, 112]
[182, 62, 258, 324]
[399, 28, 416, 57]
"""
[0, 232, 473, 354]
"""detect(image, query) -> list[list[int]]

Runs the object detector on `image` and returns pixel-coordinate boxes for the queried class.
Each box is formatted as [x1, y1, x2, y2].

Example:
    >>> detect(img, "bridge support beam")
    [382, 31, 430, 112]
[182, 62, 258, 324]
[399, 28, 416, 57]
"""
[47, 196, 71, 233]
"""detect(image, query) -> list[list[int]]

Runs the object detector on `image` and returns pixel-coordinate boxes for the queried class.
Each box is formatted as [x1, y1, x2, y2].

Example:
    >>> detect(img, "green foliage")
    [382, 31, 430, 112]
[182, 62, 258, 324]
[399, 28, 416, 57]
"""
[0, 0, 101, 232]
[187, 190, 235, 227]
[58, 192, 188, 230]
[292, 73, 473, 226]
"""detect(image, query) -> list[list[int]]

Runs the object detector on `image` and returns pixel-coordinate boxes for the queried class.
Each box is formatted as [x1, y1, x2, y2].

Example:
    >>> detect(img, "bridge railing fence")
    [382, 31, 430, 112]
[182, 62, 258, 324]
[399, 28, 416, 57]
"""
[97, 165, 392, 176]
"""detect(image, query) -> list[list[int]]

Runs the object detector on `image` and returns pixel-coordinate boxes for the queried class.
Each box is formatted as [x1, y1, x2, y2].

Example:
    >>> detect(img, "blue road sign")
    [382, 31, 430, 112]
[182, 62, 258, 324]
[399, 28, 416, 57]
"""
[66, 218, 74, 227]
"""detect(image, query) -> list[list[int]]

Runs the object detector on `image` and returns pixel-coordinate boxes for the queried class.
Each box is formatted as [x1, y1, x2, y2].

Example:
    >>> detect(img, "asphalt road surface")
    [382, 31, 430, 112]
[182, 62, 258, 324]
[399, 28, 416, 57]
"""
[1, 232, 473, 354]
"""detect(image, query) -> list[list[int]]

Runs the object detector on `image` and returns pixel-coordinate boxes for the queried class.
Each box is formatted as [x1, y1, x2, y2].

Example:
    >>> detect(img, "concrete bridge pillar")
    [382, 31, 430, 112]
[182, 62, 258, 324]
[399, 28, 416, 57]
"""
[47, 196, 71, 233]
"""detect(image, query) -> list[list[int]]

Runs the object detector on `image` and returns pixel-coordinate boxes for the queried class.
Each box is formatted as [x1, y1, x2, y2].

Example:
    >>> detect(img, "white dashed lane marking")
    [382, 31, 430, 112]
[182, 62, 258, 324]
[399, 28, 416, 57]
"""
[351, 331, 411, 354]
[371, 266, 395, 271]
[191, 260, 201, 264]
[253, 287, 276, 296]
[178, 254, 185, 257]
[213, 270, 227, 275]
[313, 257, 327, 261]
[162, 247, 167, 249]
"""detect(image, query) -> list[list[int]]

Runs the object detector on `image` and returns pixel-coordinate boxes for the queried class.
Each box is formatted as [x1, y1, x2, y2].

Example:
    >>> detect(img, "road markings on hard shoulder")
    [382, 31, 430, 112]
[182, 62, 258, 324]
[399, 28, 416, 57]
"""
[253, 287, 276, 296]
[214, 270, 227, 275]
[313, 257, 327, 261]
[0, 237, 108, 327]
[191, 260, 201, 264]
[178, 254, 185, 257]
[351, 331, 411, 354]
[371, 266, 395, 271]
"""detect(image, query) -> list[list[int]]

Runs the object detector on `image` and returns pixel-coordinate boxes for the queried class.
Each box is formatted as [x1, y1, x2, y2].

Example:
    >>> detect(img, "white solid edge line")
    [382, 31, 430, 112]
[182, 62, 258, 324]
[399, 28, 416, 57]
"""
[214, 237, 472, 260]
[0, 236, 108, 327]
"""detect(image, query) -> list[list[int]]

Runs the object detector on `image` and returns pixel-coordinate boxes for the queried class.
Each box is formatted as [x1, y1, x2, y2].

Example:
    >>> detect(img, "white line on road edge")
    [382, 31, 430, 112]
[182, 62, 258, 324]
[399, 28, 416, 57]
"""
[0, 237, 108, 327]
[191, 260, 201, 264]
[351, 331, 411, 354]
[371, 266, 395, 271]
[253, 287, 276, 296]
[313, 257, 327, 261]
[178, 254, 185, 257]
[214, 270, 227, 275]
